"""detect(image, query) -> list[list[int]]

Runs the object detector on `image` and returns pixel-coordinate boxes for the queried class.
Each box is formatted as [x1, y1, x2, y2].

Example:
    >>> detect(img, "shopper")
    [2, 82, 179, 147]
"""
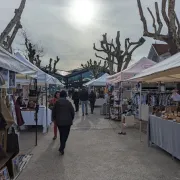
[49, 91, 60, 140]
[79, 87, 89, 116]
[89, 90, 96, 114]
[52, 90, 75, 155]
[72, 89, 80, 112]
[15, 96, 24, 126]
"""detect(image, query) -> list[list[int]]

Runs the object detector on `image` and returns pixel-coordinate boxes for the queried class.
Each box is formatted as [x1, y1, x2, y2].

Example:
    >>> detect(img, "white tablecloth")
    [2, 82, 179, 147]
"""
[21, 107, 52, 133]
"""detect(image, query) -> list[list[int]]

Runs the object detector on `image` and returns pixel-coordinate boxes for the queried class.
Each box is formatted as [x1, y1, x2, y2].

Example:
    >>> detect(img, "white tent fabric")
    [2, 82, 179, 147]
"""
[83, 78, 95, 86]
[129, 52, 180, 83]
[0, 46, 37, 74]
[107, 57, 156, 83]
[85, 73, 109, 86]
[15, 52, 63, 86]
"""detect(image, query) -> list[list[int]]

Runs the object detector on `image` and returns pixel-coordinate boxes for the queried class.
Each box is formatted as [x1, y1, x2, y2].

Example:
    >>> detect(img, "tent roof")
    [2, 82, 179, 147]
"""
[85, 73, 109, 86]
[83, 78, 95, 86]
[0, 46, 37, 74]
[129, 52, 180, 83]
[15, 52, 63, 86]
[107, 57, 156, 83]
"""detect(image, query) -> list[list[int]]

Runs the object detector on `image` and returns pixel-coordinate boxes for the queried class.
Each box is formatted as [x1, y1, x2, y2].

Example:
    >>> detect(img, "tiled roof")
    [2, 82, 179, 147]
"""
[152, 44, 170, 55]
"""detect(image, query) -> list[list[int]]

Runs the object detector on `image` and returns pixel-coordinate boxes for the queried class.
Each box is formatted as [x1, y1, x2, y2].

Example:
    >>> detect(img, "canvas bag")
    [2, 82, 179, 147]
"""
[7, 127, 19, 154]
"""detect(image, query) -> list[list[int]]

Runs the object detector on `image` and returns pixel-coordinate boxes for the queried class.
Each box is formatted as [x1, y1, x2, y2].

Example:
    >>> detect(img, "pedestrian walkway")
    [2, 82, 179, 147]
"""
[17, 108, 180, 180]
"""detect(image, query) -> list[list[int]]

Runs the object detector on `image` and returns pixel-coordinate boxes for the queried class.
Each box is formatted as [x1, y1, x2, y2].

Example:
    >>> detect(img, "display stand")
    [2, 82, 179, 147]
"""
[0, 88, 19, 178]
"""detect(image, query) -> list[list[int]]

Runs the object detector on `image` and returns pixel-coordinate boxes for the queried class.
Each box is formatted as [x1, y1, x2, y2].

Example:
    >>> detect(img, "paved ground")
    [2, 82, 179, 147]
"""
[17, 107, 180, 180]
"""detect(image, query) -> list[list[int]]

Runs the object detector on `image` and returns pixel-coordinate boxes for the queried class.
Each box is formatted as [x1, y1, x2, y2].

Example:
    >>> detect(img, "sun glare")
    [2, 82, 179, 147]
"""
[70, 0, 95, 25]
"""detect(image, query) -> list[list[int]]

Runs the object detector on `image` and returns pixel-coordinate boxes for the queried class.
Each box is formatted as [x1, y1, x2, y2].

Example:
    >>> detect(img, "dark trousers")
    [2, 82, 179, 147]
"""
[90, 101, 95, 113]
[58, 126, 71, 151]
[74, 101, 79, 112]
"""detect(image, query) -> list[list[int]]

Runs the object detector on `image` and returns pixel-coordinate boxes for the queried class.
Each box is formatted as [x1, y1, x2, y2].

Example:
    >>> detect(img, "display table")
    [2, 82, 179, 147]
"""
[21, 106, 52, 133]
[148, 115, 180, 160]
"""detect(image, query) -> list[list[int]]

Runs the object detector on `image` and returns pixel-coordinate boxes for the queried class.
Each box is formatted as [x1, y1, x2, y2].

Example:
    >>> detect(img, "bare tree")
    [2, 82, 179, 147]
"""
[44, 56, 60, 73]
[137, 0, 180, 55]
[0, 0, 26, 52]
[94, 38, 116, 75]
[94, 31, 145, 72]
[22, 30, 44, 67]
[81, 59, 109, 79]
[48, 58, 53, 72]
[53, 56, 60, 73]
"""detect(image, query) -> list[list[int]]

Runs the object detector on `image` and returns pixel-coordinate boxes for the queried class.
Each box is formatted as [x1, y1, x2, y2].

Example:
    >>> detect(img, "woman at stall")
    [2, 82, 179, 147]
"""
[15, 96, 24, 127]
[49, 91, 60, 140]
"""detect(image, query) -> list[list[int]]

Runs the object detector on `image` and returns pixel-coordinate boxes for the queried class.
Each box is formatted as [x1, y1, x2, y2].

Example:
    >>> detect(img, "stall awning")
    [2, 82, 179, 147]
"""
[107, 57, 156, 83]
[0, 46, 37, 74]
[84, 73, 109, 87]
[15, 52, 64, 86]
[129, 52, 180, 83]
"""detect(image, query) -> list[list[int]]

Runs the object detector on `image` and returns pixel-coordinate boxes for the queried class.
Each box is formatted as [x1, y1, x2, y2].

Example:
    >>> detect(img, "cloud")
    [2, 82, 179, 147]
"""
[0, 0, 179, 70]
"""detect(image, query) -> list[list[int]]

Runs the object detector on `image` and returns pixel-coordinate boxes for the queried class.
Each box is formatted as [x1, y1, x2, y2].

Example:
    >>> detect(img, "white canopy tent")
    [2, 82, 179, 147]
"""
[107, 57, 156, 83]
[15, 52, 63, 86]
[83, 78, 95, 86]
[129, 52, 180, 83]
[84, 73, 109, 87]
[0, 46, 37, 75]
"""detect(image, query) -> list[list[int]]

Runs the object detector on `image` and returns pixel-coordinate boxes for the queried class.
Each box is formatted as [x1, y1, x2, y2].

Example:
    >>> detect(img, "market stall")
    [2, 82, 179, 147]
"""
[0, 47, 38, 178]
[15, 52, 63, 133]
[84, 73, 109, 106]
[106, 57, 156, 122]
[129, 52, 180, 160]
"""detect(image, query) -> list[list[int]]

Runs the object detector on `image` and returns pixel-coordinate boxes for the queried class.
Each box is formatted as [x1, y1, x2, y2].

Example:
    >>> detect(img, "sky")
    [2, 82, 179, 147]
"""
[0, 0, 179, 71]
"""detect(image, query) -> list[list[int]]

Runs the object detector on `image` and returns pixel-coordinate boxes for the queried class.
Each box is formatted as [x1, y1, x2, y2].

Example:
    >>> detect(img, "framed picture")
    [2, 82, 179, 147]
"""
[12, 154, 20, 178]
[0, 167, 10, 180]
[9, 71, 16, 88]
[0, 68, 9, 88]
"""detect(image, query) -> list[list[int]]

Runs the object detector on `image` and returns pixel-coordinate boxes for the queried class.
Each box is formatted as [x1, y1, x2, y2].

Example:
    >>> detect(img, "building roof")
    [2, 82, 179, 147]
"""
[56, 70, 70, 76]
[152, 44, 170, 56]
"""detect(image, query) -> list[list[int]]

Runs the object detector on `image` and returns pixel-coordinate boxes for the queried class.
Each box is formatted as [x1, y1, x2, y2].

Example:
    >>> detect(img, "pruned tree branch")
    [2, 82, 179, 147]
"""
[53, 56, 60, 73]
[155, 2, 163, 34]
[0, 0, 26, 45]
[94, 30, 145, 73]
[147, 7, 157, 34]
[137, 0, 180, 54]
[81, 59, 109, 78]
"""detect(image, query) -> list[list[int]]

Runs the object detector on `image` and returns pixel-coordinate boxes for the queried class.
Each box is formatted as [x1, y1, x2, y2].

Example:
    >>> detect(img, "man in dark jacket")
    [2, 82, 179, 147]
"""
[79, 87, 89, 116]
[52, 90, 75, 155]
[72, 89, 80, 112]
[89, 90, 96, 114]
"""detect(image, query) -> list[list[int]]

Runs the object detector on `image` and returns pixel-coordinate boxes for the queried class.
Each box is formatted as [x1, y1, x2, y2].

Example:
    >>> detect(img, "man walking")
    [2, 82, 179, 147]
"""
[79, 87, 89, 116]
[89, 89, 96, 114]
[52, 90, 75, 155]
[72, 89, 80, 112]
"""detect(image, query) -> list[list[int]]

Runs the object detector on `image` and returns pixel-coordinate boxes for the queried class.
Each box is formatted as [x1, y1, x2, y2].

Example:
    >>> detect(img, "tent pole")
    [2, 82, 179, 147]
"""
[34, 78, 39, 146]
[139, 82, 142, 142]
[120, 81, 123, 121]
[45, 75, 48, 134]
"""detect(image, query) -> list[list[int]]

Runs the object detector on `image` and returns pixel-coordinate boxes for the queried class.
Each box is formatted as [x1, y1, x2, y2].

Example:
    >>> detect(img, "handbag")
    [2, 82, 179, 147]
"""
[7, 127, 19, 154]
[29, 79, 38, 97]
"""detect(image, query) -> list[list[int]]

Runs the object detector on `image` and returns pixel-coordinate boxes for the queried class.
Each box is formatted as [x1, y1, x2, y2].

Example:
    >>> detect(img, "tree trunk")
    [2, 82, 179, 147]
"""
[167, 39, 178, 55]
[123, 55, 132, 70]
[0, 0, 26, 45]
